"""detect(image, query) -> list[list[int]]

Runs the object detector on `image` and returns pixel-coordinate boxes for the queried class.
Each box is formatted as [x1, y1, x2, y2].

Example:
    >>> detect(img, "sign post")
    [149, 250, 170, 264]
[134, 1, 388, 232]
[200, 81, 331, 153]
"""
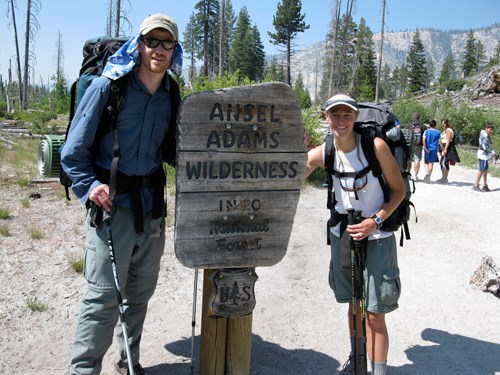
[175, 82, 306, 374]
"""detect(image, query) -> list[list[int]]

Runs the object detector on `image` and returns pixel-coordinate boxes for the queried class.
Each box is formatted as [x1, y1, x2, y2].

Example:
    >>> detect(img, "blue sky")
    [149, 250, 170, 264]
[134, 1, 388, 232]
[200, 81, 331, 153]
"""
[0, 0, 498, 85]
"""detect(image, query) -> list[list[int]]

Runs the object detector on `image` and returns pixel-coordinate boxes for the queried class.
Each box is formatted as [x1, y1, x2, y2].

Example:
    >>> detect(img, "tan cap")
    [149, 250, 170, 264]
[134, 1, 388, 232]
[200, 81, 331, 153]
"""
[140, 13, 178, 40]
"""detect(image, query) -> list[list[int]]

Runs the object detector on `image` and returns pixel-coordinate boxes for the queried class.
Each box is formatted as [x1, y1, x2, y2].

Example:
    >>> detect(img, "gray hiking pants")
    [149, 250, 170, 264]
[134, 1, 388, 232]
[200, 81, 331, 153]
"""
[70, 206, 165, 374]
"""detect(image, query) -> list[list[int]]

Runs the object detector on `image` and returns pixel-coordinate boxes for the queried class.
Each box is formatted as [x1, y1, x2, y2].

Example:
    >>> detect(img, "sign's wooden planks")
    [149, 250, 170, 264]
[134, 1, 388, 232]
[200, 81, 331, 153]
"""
[175, 82, 306, 269]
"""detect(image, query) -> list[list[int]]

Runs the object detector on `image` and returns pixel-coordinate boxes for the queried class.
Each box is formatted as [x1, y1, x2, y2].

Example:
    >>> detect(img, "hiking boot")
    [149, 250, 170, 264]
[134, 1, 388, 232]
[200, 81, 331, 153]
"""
[114, 361, 146, 375]
[482, 185, 491, 192]
[472, 185, 481, 191]
[436, 177, 448, 184]
[337, 354, 355, 374]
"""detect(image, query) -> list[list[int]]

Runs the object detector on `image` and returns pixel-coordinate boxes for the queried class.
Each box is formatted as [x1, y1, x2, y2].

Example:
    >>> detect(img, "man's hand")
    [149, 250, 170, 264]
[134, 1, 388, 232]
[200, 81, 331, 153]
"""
[89, 184, 113, 212]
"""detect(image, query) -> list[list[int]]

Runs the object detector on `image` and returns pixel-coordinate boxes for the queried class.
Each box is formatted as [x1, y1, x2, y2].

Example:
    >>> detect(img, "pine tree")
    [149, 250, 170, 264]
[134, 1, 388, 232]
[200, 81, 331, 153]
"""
[219, 1, 236, 76]
[250, 25, 266, 82]
[268, 0, 309, 85]
[183, 12, 203, 83]
[293, 72, 311, 108]
[263, 57, 285, 83]
[462, 30, 477, 78]
[488, 41, 500, 67]
[406, 29, 428, 93]
[439, 52, 456, 84]
[353, 18, 377, 101]
[475, 39, 487, 71]
[229, 7, 252, 80]
[194, 0, 220, 77]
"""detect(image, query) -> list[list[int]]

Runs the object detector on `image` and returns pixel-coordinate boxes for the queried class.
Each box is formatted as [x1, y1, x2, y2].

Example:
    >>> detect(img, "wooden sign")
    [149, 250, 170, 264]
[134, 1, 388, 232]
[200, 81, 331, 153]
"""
[175, 82, 306, 269]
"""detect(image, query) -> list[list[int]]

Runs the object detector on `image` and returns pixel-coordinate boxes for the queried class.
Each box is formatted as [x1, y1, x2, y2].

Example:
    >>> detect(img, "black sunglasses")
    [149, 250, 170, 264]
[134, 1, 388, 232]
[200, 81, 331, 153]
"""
[142, 37, 177, 50]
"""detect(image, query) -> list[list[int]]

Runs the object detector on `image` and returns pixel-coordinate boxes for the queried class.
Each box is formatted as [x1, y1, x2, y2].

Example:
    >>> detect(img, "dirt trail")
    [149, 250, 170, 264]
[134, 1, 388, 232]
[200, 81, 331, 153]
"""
[0, 164, 499, 374]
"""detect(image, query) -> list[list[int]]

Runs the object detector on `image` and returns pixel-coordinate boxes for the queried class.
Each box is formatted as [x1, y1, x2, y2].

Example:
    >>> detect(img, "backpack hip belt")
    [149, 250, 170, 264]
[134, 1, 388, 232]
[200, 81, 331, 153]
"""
[94, 164, 166, 234]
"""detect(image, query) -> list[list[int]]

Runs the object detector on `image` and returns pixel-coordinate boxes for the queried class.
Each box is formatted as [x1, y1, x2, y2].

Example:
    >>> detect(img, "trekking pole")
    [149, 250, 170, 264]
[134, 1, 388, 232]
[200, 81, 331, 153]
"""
[103, 210, 135, 375]
[353, 210, 368, 375]
[190, 268, 199, 375]
[347, 209, 367, 375]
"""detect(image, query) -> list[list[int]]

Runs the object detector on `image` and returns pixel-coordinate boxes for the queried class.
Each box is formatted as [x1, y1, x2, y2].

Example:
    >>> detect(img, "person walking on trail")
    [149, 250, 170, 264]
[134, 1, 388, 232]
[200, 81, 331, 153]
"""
[437, 118, 460, 184]
[61, 13, 182, 375]
[407, 112, 426, 181]
[422, 119, 441, 182]
[473, 123, 496, 192]
[305, 93, 405, 375]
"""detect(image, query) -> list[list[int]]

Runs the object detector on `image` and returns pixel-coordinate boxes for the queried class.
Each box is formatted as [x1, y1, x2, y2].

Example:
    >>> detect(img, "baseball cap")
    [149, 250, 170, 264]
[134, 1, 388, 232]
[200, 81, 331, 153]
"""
[324, 94, 358, 112]
[140, 14, 179, 41]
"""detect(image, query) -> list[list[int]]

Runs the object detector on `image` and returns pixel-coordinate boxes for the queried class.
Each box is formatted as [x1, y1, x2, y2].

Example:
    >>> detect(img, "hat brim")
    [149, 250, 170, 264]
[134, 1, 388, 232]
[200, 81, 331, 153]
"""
[324, 100, 358, 112]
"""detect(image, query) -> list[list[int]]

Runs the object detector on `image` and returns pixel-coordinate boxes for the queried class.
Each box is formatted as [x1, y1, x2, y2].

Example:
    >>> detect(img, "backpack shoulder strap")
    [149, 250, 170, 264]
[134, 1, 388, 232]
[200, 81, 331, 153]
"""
[360, 131, 390, 202]
[105, 74, 129, 200]
[163, 73, 180, 166]
[324, 133, 335, 210]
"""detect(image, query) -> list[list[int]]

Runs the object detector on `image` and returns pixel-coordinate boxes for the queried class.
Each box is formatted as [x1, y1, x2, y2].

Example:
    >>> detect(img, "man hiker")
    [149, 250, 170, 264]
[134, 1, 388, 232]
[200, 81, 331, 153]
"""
[61, 13, 182, 375]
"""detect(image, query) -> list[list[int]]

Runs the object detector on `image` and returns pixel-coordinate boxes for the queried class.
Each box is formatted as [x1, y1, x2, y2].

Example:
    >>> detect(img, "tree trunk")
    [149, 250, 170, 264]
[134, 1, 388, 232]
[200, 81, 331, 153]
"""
[23, 0, 32, 110]
[375, 0, 387, 102]
[219, 0, 225, 76]
[327, 0, 341, 97]
[8, 0, 24, 109]
[286, 36, 291, 85]
[114, 0, 121, 37]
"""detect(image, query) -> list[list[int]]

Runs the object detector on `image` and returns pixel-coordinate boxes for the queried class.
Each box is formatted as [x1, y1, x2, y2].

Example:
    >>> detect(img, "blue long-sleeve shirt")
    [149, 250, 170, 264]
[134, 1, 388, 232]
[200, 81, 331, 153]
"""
[60, 71, 173, 212]
[479, 129, 493, 154]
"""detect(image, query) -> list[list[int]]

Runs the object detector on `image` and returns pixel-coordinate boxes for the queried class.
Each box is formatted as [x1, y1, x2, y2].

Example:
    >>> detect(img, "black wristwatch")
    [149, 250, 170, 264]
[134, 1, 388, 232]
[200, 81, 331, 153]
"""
[371, 214, 383, 229]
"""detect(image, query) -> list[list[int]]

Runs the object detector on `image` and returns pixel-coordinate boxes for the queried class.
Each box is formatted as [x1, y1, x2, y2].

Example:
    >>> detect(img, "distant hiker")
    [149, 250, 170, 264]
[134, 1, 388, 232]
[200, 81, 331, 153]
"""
[473, 123, 496, 192]
[407, 112, 426, 181]
[422, 119, 440, 182]
[61, 13, 182, 375]
[437, 118, 460, 184]
[305, 93, 405, 375]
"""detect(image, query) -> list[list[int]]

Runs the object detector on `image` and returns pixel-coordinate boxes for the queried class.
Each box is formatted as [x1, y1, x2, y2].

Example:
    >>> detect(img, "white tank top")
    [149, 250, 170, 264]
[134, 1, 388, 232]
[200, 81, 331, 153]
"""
[326, 139, 392, 239]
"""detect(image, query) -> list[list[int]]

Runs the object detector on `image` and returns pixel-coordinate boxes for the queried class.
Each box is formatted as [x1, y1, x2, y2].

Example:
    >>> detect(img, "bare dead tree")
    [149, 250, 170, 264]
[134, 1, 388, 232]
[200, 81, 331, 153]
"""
[375, 0, 387, 102]
[114, 0, 121, 37]
[106, 0, 132, 37]
[7, 0, 24, 108]
[327, 0, 341, 97]
[219, 0, 225, 76]
[106, 0, 114, 36]
[335, 0, 355, 90]
[55, 30, 64, 83]
[22, 0, 41, 109]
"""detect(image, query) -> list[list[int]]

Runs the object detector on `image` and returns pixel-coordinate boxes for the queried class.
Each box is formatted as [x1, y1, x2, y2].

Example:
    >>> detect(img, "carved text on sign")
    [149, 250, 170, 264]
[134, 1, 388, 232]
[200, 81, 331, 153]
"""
[206, 130, 280, 149]
[209, 103, 280, 123]
[219, 198, 261, 212]
[185, 160, 299, 180]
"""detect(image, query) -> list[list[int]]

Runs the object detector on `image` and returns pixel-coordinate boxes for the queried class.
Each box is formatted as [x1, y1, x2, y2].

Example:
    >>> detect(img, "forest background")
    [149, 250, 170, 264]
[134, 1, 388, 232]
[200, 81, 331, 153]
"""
[0, 0, 499, 147]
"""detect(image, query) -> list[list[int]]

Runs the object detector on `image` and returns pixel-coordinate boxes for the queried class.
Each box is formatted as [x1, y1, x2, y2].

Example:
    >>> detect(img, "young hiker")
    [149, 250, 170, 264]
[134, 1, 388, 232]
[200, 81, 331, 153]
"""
[61, 13, 182, 375]
[422, 119, 441, 182]
[437, 118, 460, 184]
[305, 93, 405, 375]
[473, 123, 495, 191]
[407, 112, 426, 181]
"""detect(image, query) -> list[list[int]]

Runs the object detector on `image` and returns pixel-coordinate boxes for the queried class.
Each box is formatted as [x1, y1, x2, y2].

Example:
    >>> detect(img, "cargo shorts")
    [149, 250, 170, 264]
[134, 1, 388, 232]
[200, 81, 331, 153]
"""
[328, 233, 401, 314]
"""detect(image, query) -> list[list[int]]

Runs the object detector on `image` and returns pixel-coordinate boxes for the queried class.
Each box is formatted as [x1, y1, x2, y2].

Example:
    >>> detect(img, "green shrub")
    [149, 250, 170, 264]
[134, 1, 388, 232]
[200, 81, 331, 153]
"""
[303, 108, 324, 147]
[0, 208, 9, 219]
[26, 297, 48, 312]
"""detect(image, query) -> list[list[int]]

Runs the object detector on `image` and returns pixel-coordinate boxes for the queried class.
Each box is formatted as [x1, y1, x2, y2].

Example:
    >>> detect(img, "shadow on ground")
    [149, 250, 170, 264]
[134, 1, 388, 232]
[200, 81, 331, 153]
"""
[145, 334, 339, 374]
[142, 328, 500, 374]
[392, 328, 500, 375]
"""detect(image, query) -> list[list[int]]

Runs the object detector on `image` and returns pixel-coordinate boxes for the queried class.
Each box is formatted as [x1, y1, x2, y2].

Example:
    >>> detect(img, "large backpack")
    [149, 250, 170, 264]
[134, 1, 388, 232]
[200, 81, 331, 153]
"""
[60, 36, 180, 200]
[324, 102, 417, 246]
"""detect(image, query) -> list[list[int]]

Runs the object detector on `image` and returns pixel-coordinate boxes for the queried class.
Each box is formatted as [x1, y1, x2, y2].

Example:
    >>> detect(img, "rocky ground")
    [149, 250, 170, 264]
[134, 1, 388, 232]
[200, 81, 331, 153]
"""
[1, 159, 499, 374]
